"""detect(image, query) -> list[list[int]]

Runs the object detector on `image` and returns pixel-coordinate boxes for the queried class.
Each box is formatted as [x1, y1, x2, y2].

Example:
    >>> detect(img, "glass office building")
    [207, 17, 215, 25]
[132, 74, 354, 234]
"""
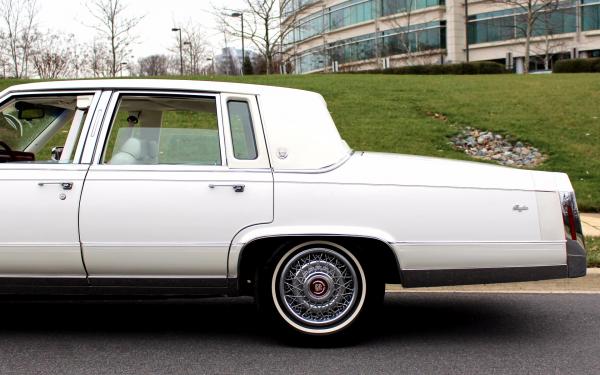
[282, 0, 600, 73]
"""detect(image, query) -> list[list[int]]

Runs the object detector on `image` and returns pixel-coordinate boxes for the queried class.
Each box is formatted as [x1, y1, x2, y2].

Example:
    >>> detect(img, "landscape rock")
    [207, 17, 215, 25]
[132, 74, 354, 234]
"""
[450, 128, 547, 167]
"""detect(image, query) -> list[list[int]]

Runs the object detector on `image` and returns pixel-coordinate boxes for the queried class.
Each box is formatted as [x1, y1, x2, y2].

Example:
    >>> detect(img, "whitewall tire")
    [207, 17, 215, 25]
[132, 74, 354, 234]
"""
[265, 241, 369, 336]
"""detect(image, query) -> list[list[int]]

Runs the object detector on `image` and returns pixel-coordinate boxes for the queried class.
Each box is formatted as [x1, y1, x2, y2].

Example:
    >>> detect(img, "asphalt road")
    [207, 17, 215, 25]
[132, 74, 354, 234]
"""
[0, 293, 599, 375]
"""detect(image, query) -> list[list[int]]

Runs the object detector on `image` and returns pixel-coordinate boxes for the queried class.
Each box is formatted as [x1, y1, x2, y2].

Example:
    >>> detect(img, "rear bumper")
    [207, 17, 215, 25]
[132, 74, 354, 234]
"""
[566, 239, 587, 278]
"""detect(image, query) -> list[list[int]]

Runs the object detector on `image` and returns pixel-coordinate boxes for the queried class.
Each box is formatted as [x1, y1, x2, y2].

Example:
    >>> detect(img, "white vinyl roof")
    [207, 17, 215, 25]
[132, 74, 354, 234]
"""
[0, 79, 306, 97]
[1, 79, 352, 171]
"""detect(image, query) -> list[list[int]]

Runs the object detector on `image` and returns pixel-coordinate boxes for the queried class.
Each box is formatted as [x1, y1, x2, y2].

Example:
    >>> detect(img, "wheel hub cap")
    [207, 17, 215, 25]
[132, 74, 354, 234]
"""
[279, 247, 359, 327]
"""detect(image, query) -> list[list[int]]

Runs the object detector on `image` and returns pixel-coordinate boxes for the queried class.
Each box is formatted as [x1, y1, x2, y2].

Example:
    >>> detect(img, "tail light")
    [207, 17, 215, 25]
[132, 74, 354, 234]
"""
[560, 191, 585, 247]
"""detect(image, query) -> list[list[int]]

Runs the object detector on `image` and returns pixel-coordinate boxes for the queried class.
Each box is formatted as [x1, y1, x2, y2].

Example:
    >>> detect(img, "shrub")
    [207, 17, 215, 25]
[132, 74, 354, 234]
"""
[348, 61, 506, 75]
[553, 58, 600, 73]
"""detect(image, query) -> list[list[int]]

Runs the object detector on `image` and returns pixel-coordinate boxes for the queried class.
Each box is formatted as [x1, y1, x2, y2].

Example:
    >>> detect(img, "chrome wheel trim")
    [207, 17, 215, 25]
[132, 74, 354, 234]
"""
[271, 241, 367, 335]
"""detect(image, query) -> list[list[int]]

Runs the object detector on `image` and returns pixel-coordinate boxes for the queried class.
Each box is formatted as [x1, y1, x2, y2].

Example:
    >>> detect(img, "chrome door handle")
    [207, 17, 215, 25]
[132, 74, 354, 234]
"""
[38, 182, 74, 190]
[208, 184, 245, 193]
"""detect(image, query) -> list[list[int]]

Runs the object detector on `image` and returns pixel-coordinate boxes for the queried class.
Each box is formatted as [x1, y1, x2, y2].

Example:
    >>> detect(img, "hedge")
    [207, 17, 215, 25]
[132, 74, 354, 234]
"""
[553, 58, 600, 73]
[348, 61, 506, 75]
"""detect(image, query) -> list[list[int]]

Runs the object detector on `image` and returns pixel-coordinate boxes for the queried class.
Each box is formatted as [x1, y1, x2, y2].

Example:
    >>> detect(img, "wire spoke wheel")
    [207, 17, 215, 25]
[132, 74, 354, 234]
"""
[271, 242, 367, 334]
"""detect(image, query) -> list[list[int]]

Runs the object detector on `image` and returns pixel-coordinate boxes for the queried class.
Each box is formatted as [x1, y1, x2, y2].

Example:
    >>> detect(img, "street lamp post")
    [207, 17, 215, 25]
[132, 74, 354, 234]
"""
[206, 57, 215, 75]
[230, 12, 244, 75]
[172, 27, 184, 75]
[184, 41, 193, 75]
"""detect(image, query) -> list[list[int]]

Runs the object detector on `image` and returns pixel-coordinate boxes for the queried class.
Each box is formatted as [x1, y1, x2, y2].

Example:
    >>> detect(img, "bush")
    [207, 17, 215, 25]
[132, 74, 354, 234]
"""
[350, 61, 506, 75]
[553, 58, 600, 73]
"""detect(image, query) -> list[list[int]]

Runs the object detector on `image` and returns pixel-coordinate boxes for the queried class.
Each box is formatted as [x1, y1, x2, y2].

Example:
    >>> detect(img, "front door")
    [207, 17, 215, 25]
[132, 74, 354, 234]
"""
[79, 91, 273, 286]
[0, 92, 100, 282]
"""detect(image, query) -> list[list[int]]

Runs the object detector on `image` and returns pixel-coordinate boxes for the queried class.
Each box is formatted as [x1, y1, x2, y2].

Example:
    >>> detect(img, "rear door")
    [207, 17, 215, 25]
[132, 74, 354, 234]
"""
[79, 90, 273, 287]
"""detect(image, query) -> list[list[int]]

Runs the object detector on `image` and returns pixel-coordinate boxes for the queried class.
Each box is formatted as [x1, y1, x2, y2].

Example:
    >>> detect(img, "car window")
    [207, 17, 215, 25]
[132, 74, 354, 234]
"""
[0, 95, 91, 164]
[102, 96, 221, 166]
[228, 100, 258, 160]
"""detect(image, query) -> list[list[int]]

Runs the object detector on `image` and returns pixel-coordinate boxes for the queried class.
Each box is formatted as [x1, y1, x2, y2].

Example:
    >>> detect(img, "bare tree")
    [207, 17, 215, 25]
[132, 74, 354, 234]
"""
[215, 0, 297, 74]
[138, 54, 169, 76]
[387, 0, 416, 65]
[491, 0, 560, 74]
[87, 39, 113, 77]
[530, 5, 571, 70]
[31, 32, 74, 79]
[0, 0, 38, 78]
[86, 0, 143, 77]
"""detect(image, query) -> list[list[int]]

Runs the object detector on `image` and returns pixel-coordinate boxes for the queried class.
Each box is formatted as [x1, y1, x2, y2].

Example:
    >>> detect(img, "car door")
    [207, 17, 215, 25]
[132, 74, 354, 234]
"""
[0, 91, 103, 284]
[79, 90, 273, 287]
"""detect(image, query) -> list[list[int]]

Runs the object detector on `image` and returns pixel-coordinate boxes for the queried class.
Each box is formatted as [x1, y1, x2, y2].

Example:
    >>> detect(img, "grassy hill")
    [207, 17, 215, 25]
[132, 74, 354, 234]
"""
[1, 74, 599, 211]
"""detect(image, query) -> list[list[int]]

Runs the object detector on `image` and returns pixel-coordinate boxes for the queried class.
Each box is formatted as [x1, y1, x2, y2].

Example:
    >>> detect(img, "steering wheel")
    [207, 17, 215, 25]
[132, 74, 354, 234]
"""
[0, 141, 12, 152]
[3, 114, 23, 137]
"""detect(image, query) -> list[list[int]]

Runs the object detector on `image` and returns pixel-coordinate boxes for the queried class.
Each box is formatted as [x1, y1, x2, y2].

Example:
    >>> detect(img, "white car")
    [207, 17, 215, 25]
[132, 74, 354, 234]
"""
[0, 80, 586, 336]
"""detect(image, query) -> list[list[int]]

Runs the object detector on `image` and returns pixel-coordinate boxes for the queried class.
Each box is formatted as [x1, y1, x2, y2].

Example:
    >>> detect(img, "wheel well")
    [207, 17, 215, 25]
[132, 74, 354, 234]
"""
[236, 236, 402, 296]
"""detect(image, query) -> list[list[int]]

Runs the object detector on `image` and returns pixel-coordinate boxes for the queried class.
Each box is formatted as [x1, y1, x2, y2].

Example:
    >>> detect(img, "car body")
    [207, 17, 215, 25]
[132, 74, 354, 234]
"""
[0, 80, 586, 336]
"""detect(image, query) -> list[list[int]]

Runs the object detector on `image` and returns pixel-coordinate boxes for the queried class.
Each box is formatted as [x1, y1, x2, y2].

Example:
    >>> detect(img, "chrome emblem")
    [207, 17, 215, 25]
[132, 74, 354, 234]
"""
[513, 204, 529, 212]
[277, 148, 288, 160]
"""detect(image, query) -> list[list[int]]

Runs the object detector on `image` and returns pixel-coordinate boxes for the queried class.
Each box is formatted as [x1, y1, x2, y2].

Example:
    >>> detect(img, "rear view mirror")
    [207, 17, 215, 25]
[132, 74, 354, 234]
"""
[15, 102, 45, 120]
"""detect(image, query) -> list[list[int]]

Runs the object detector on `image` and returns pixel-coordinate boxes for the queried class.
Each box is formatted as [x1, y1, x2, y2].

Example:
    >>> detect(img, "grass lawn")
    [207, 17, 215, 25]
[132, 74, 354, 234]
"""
[587, 237, 600, 267]
[1, 74, 599, 211]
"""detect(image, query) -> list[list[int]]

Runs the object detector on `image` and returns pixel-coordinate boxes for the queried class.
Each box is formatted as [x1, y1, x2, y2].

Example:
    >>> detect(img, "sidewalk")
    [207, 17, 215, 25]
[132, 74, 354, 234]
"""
[582, 213, 600, 237]
[386, 269, 600, 294]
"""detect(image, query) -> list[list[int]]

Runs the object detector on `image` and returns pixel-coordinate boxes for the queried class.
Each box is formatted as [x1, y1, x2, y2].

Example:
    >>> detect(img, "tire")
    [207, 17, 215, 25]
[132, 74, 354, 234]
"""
[257, 240, 380, 338]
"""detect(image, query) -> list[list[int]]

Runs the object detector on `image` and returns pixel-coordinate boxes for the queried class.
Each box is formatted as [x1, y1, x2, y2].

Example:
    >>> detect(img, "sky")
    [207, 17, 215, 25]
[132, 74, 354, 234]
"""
[38, 0, 247, 61]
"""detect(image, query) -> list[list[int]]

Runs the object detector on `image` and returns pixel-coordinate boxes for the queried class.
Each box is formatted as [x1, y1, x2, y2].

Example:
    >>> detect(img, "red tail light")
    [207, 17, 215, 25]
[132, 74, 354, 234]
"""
[560, 191, 584, 246]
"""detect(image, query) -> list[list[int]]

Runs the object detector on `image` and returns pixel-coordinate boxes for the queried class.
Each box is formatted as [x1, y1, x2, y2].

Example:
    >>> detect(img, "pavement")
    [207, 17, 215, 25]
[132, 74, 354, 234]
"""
[581, 213, 600, 237]
[387, 268, 600, 294]
[1, 293, 600, 374]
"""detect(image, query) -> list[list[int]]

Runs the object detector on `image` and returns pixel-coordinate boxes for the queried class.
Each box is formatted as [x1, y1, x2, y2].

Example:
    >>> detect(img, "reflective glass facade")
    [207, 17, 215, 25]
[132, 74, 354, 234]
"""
[329, 0, 375, 30]
[286, 0, 445, 45]
[382, 0, 445, 16]
[467, 1, 600, 45]
[296, 21, 446, 72]
[583, 0, 600, 31]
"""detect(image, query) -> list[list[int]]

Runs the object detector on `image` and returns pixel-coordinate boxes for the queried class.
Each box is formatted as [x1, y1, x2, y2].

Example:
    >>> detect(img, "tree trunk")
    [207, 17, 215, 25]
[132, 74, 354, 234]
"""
[524, 20, 532, 74]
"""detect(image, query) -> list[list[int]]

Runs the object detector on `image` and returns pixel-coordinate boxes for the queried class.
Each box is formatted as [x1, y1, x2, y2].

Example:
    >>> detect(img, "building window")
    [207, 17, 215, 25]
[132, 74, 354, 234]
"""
[468, 2, 577, 45]
[329, 0, 375, 31]
[288, 0, 444, 44]
[582, 0, 600, 31]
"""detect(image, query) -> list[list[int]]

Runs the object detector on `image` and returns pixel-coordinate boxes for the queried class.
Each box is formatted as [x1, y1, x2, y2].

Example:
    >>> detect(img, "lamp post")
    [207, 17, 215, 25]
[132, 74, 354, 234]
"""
[230, 12, 244, 75]
[183, 41, 193, 75]
[206, 57, 215, 75]
[172, 27, 184, 75]
[120, 62, 128, 77]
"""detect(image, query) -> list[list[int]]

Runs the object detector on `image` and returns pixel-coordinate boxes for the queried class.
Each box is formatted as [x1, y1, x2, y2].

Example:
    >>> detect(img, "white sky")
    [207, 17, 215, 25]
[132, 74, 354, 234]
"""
[38, 0, 247, 60]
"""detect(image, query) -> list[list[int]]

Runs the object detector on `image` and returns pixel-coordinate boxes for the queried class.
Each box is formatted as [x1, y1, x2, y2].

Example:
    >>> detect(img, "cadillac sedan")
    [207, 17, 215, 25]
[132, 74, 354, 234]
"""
[0, 80, 586, 337]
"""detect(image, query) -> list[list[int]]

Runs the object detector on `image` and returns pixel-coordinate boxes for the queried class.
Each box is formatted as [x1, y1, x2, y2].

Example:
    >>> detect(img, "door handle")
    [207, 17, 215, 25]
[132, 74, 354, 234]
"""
[208, 184, 245, 193]
[38, 182, 74, 190]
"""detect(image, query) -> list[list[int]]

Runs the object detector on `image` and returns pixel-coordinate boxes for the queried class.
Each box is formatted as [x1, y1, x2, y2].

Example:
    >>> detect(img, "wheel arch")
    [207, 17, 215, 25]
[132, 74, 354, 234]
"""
[232, 234, 402, 296]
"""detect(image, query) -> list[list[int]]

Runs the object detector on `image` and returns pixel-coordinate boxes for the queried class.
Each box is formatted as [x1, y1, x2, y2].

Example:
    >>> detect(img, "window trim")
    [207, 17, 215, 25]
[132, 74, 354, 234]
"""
[219, 93, 271, 170]
[92, 90, 226, 168]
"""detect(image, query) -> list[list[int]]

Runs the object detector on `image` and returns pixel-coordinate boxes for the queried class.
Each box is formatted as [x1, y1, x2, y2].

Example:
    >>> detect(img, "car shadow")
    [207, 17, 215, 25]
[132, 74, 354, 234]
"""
[0, 292, 538, 347]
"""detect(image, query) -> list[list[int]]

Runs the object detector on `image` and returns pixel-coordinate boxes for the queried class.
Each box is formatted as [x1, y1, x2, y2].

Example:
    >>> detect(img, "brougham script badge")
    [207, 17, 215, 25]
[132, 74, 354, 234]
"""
[513, 204, 529, 212]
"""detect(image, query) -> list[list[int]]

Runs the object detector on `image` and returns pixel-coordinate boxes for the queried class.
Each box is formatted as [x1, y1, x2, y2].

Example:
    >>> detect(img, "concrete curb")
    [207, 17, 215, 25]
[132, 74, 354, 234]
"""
[386, 268, 600, 294]
[582, 213, 600, 237]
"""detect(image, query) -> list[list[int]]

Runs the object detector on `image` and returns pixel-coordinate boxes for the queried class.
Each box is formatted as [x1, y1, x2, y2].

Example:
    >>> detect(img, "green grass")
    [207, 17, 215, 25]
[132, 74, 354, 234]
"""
[587, 236, 600, 267]
[1, 74, 599, 211]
